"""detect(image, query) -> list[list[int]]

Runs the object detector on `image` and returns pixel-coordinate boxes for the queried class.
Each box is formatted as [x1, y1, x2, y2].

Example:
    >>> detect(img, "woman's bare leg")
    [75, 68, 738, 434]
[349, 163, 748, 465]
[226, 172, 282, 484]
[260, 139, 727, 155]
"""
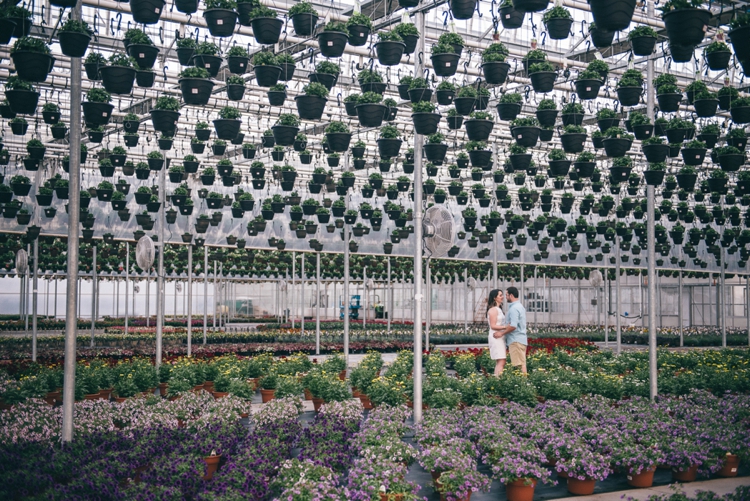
[494, 358, 506, 376]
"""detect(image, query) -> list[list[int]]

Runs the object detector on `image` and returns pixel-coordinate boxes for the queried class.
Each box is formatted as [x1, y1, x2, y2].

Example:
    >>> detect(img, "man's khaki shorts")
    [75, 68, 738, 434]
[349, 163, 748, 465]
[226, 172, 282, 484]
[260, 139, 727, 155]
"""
[508, 342, 527, 366]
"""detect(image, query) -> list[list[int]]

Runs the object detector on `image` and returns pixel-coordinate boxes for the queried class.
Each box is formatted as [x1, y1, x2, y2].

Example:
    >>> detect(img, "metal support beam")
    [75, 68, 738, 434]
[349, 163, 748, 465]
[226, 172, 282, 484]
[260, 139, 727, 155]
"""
[90, 246, 96, 347]
[203, 249, 208, 344]
[616, 236, 621, 354]
[679, 270, 683, 348]
[316, 251, 320, 355]
[646, 6, 658, 400]
[187, 245, 193, 357]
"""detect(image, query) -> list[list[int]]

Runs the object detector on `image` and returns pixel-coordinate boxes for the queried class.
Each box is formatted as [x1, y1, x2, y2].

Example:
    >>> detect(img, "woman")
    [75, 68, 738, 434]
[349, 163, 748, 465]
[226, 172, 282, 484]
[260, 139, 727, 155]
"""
[486, 289, 506, 376]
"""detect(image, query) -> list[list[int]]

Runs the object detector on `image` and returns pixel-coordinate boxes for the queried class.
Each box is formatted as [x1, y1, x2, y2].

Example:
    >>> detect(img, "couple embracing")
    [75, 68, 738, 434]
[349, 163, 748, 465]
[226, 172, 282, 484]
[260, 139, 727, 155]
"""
[486, 287, 527, 376]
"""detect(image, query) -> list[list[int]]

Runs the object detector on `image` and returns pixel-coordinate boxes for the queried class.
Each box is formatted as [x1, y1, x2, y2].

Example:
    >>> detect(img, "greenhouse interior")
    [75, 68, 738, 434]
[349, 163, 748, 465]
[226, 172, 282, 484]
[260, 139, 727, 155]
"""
[1, 0, 750, 499]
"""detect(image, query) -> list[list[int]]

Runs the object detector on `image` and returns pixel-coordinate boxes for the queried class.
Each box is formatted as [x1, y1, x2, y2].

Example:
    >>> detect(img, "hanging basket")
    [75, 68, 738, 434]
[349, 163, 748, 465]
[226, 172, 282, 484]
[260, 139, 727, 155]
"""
[375, 41, 406, 66]
[589, 0, 636, 31]
[499, 5, 525, 29]
[227, 55, 249, 74]
[377, 138, 402, 158]
[529, 71, 556, 93]
[448, 0, 477, 19]
[464, 119, 494, 141]
[127, 44, 160, 69]
[174, 0, 198, 14]
[5, 90, 39, 115]
[560, 133, 586, 154]
[591, 26, 615, 48]
[203, 9, 237, 37]
[630, 35, 657, 56]
[179, 78, 214, 105]
[11, 52, 55, 83]
[251, 17, 283, 45]
[642, 144, 669, 163]
[254, 65, 282, 87]
[192, 54, 222, 77]
[482, 62, 511, 85]
[693, 98, 718, 118]
[411, 112, 441, 135]
[310, 72, 338, 91]
[317, 31, 348, 58]
[545, 18, 573, 40]
[296, 96, 327, 120]
[58, 31, 91, 58]
[272, 125, 298, 147]
[575, 79, 601, 100]
[99, 66, 136, 95]
[151, 110, 180, 134]
[663, 8, 711, 47]
[511, 126, 540, 148]
[706, 50, 731, 71]
[512, 0, 549, 13]
[325, 133, 352, 152]
[656, 92, 682, 113]
[82, 102, 114, 126]
[130, 0, 166, 24]
[730, 25, 750, 72]
[348, 24, 370, 46]
[730, 106, 750, 124]
[356, 103, 387, 127]
[496, 102, 522, 121]
[291, 13, 318, 37]
[430, 53, 461, 77]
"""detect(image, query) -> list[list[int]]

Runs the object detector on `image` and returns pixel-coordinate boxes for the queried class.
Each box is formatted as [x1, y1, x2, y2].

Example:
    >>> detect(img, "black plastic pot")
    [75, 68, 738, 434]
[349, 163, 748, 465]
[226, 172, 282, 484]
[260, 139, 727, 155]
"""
[591, 26, 615, 48]
[318, 31, 348, 57]
[151, 110, 180, 134]
[496, 102, 522, 121]
[533, 109, 556, 128]
[203, 9, 237, 37]
[58, 31, 91, 58]
[480, 62, 511, 86]
[224, 83, 243, 100]
[82, 102, 114, 126]
[663, 8, 711, 47]
[731, 106, 750, 124]
[590, 0, 636, 31]
[213, 119, 241, 140]
[375, 41, 406, 66]
[718, 153, 746, 172]
[670, 43, 696, 63]
[447, 116, 464, 130]
[730, 25, 750, 74]
[403, 35, 419, 54]
[348, 24, 370, 46]
[291, 13, 318, 37]
[100, 66, 136, 95]
[616, 86, 642, 107]
[226, 55, 249, 74]
[176, 78, 212, 105]
[6, 90, 39, 115]
[268, 91, 286, 106]
[434, 90, 454, 106]
[412, 112, 441, 135]
[512, 0, 549, 12]
[511, 126, 541, 148]
[356, 103, 387, 127]
[706, 50, 731, 71]
[127, 44, 160, 69]
[657, 93, 682, 113]
[642, 143, 669, 163]
[136, 70, 155, 87]
[431, 53, 461, 77]
[12, 51, 54, 83]
[632, 124, 653, 140]
[630, 35, 657, 56]
[271, 125, 298, 147]
[253, 64, 281, 87]
[51, 125, 67, 140]
[499, 5, 525, 29]
[423, 143, 448, 164]
[192, 54, 222, 77]
[546, 18, 572, 40]
[174, 0, 198, 14]
[130, 0, 166, 24]
[644, 170, 665, 186]
[681, 147, 706, 166]
[561, 113, 584, 127]
[560, 133, 586, 154]
[449, 0, 477, 19]
[530, 71, 556, 93]
[326, 133, 351, 153]
[465, 119, 494, 141]
[575, 79, 601, 100]
[470, 150, 492, 168]
[251, 17, 283, 45]
[309, 72, 337, 91]
[694, 98, 718, 118]
[603, 138, 632, 157]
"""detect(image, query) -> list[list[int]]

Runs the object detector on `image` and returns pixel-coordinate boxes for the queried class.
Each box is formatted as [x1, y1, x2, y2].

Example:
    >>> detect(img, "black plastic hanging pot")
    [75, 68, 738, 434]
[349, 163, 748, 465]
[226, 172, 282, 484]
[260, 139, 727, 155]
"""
[706, 50, 731, 71]
[536, 109, 558, 127]
[84, 62, 102, 80]
[603, 138, 632, 157]
[482, 62, 510, 85]
[11, 52, 55, 82]
[272, 125, 298, 147]
[561, 113, 584, 127]
[496, 103, 522, 121]
[447, 116, 464, 130]
[203, 9, 237, 37]
[278, 62, 296, 81]
[127, 44, 160, 69]
[548, 160, 571, 177]
[150, 110, 180, 134]
[632, 124, 653, 140]
[431, 53, 461, 77]
[470, 150, 492, 168]
[356, 103, 387, 127]
[226, 84, 245, 100]
[5, 90, 39, 115]
[575, 79, 601, 100]
[412, 112, 441, 135]
[99, 66, 136, 95]
[693, 98, 718, 118]
[174, 0, 198, 14]
[656, 93, 682, 113]
[731, 106, 750, 124]
[268, 90, 286, 106]
[296, 96, 327, 120]
[718, 153, 746, 172]
[130, 0, 166, 24]
[663, 8, 711, 47]
[423, 143, 447, 164]
[82, 102, 114, 126]
[325, 133, 351, 152]
[0, 19, 16, 44]
[360, 82, 387, 95]
[254, 65, 282, 87]
[545, 18, 572, 40]
[318, 31, 348, 57]
[670, 43, 696, 63]
[529, 71, 556, 93]
[511, 126, 540, 148]
[192, 54, 222, 77]
[453, 97, 476, 116]
[499, 5, 524, 29]
[630, 35, 657, 56]
[291, 13, 318, 37]
[448, 0, 477, 19]
[408, 88, 433, 103]
[403, 35, 419, 54]
[51, 125, 67, 140]
[560, 133, 586, 154]
[310, 72, 338, 90]
[251, 17, 283, 45]
[616, 86, 642, 107]
[213, 119, 241, 140]
[681, 147, 707, 166]
[435, 90, 455, 106]
[378, 138, 403, 159]
[347, 24, 370, 46]
[512, 0, 549, 13]
[730, 25, 750, 72]
[136, 70, 155, 87]
[375, 41, 406, 66]
[643, 170, 665, 186]
[590, 27, 615, 49]
[464, 119, 494, 141]
[58, 31, 91, 58]
[176, 48, 194, 66]
[179, 78, 214, 105]
[589, 0, 636, 31]
[226, 55, 249, 74]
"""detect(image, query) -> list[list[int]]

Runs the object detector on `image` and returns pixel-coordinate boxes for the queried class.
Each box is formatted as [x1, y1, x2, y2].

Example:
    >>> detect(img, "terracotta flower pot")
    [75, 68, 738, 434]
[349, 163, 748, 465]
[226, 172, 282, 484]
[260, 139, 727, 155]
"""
[203, 455, 221, 480]
[506, 478, 537, 501]
[260, 388, 275, 403]
[84, 393, 100, 401]
[352, 388, 362, 398]
[158, 382, 168, 396]
[627, 466, 656, 488]
[304, 388, 313, 401]
[193, 385, 205, 392]
[379, 493, 404, 501]
[567, 477, 596, 495]
[435, 479, 471, 501]
[203, 381, 214, 392]
[359, 394, 373, 409]
[557, 469, 568, 479]
[248, 378, 259, 390]
[718, 454, 740, 477]
[312, 397, 325, 412]
[339, 370, 347, 381]
[115, 397, 128, 403]
[672, 464, 698, 482]
[212, 391, 229, 399]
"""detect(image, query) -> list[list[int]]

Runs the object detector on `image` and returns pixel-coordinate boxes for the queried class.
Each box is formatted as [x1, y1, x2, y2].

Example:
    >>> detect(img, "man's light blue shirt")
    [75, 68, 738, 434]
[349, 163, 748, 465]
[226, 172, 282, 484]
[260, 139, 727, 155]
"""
[505, 301, 527, 346]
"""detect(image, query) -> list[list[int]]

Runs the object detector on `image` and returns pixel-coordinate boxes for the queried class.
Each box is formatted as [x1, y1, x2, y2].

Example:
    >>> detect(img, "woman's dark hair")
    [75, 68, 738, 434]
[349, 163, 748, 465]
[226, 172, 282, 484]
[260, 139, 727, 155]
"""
[487, 289, 501, 314]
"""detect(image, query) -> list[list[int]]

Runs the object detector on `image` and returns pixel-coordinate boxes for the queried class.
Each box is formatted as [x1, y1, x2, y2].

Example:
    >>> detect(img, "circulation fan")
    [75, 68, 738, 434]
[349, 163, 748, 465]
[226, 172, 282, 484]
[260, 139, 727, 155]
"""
[136, 236, 155, 271]
[422, 205, 456, 343]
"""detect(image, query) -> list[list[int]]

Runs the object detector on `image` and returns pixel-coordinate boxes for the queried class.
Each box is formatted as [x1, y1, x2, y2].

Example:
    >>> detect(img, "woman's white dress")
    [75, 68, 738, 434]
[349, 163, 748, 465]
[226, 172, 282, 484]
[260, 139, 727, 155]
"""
[487, 306, 506, 360]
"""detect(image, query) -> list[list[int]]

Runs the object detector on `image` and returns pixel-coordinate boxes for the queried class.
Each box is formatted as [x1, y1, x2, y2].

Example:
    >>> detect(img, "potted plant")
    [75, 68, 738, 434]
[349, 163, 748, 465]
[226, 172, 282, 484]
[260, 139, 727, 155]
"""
[481, 41, 510, 84]
[150, 96, 180, 135]
[559, 125, 587, 154]
[411, 101, 440, 135]
[317, 20, 349, 57]
[574, 67, 604, 100]
[375, 30, 406, 66]
[602, 127, 633, 157]
[659, 0, 711, 49]
[347, 12, 373, 46]
[430, 41, 460, 77]
[730, 96, 750, 124]
[203, 0, 237, 36]
[289, 1, 318, 37]
[4, 77, 38, 116]
[616, 69, 643, 107]
[543, 5, 573, 39]
[58, 19, 92, 58]
[10, 36, 54, 83]
[497, 92, 523, 121]
[296, 82, 328, 120]
[246, 4, 282, 45]
[99, 52, 137, 95]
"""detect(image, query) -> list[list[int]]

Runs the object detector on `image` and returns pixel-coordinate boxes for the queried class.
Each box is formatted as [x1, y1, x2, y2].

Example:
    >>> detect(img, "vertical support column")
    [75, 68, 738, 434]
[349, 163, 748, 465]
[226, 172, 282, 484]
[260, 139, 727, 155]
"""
[646, 19, 657, 399]
[32, 238, 38, 361]
[412, 6, 426, 425]
[533, 266, 538, 328]
[363, 266, 367, 330]
[387, 258, 392, 334]
[155, 158, 166, 367]
[678, 270, 683, 347]
[343, 206, 350, 367]
[203, 249, 208, 344]
[62, 0, 83, 441]
[616, 236, 621, 354]
[187, 245, 193, 356]
[124, 243, 129, 333]
[721, 247, 727, 348]
[464, 268, 468, 333]
[301, 253, 305, 337]
[425, 263, 430, 348]
[316, 252, 320, 355]
[577, 279, 581, 325]
[54, 277, 58, 319]
[747, 275, 749, 347]
[90, 246, 96, 347]
[291, 251, 296, 329]
[213, 261, 217, 331]
[604, 267, 609, 347]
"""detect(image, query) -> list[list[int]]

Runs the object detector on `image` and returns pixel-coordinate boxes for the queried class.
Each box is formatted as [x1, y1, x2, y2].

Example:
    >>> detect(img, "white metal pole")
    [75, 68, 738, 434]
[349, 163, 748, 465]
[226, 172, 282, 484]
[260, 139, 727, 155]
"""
[721, 247, 727, 348]
[32, 238, 38, 361]
[616, 236, 621, 354]
[301, 253, 305, 337]
[464, 268, 468, 333]
[213, 261, 217, 331]
[387, 258, 392, 334]
[187, 245, 193, 356]
[316, 252, 320, 355]
[90, 246, 96, 347]
[125, 242, 129, 334]
[203, 250, 208, 344]
[678, 270, 683, 347]
[292, 251, 296, 329]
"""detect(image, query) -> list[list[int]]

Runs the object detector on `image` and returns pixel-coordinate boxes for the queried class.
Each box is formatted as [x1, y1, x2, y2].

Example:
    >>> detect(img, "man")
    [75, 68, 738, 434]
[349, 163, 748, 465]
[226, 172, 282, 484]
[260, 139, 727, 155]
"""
[494, 286, 527, 374]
